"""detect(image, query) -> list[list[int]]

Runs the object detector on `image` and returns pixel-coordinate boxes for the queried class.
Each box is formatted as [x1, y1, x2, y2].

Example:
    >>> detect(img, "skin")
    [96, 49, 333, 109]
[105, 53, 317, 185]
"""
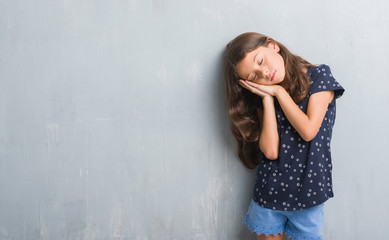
[236, 42, 335, 161]
[236, 43, 333, 240]
[236, 42, 286, 86]
[257, 232, 289, 240]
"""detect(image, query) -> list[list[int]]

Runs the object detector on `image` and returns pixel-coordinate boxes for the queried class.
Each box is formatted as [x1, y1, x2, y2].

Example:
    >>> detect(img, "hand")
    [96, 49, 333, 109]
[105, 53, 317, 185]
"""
[238, 79, 272, 99]
[244, 81, 282, 97]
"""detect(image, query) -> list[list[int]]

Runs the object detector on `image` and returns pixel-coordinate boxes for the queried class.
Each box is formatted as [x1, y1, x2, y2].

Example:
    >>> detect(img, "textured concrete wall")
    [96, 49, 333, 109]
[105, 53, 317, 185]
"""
[0, 0, 388, 239]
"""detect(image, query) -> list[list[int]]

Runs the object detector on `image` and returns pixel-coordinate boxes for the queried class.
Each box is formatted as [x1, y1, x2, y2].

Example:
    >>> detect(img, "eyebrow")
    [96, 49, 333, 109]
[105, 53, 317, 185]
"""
[245, 54, 258, 80]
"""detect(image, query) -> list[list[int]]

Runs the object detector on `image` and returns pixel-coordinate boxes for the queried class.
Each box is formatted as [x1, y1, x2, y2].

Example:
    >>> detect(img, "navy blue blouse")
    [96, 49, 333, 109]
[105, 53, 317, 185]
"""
[252, 64, 345, 211]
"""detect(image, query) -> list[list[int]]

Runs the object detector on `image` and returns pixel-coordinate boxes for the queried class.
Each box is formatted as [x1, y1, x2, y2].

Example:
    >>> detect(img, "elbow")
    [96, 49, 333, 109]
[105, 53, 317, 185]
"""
[260, 139, 279, 160]
[263, 150, 279, 160]
[300, 129, 319, 142]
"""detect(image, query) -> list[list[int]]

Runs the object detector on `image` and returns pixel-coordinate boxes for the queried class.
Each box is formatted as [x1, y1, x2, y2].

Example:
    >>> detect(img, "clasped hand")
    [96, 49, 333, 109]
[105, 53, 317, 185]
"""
[238, 79, 281, 98]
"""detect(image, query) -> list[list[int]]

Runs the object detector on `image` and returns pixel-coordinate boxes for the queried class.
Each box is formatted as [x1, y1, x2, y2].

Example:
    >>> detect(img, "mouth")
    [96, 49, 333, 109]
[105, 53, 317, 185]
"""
[270, 71, 276, 81]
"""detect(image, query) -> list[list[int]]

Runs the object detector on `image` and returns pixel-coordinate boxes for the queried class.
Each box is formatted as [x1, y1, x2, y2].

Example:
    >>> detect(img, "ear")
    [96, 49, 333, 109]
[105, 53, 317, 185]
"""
[267, 39, 280, 53]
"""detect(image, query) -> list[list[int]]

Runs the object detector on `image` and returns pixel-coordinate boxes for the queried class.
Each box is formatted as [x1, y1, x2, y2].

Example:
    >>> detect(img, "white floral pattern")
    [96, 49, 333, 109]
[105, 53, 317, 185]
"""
[253, 64, 345, 211]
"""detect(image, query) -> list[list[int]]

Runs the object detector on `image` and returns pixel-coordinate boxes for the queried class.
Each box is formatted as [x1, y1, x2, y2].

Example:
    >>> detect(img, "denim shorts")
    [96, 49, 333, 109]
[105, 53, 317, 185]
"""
[243, 199, 324, 240]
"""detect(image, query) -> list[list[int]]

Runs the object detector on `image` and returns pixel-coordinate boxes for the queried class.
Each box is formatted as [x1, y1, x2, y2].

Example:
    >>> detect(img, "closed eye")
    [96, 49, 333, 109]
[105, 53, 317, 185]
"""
[253, 59, 263, 80]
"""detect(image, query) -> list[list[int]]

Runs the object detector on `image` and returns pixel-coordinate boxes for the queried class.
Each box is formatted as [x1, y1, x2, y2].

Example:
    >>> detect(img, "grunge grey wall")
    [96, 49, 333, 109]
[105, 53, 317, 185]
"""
[1, 0, 388, 239]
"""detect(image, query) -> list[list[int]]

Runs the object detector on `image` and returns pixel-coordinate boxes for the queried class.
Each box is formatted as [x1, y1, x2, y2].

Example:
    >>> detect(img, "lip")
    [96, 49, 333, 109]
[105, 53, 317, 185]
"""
[271, 71, 276, 81]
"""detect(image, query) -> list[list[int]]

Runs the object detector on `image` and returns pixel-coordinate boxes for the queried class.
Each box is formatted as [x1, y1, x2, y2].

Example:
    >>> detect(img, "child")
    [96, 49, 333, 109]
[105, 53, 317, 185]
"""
[223, 32, 345, 240]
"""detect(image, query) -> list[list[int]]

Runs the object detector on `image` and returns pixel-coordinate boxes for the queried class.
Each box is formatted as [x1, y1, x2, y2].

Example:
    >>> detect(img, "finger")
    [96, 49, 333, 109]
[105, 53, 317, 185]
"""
[245, 81, 259, 87]
[245, 81, 265, 91]
[241, 82, 260, 95]
[238, 80, 250, 89]
[240, 80, 253, 87]
[240, 81, 254, 91]
[242, 82, 269, 96]
[238, 79, 246, 86]
[243, 81, 261, 91]
[239, 80, 267, 96]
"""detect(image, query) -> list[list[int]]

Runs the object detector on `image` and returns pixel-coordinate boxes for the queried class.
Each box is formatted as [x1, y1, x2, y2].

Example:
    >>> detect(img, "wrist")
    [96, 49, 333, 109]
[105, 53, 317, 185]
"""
[274, 85, 285, 98]
[262, 95, 274, 105]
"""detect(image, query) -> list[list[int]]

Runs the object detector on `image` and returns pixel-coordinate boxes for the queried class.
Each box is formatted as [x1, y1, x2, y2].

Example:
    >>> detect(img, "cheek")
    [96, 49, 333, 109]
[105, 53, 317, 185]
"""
[278, 55, 285, 67]
[275, 56, 285, 73]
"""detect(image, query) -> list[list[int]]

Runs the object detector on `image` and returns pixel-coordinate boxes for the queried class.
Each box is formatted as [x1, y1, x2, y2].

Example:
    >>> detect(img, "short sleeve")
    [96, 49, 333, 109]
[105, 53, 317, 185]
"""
[309, 64, 345, 100]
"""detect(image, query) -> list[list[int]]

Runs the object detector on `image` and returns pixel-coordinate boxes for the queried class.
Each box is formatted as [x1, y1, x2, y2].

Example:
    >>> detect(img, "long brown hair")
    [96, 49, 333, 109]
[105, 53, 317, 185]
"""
[223, 32, 314, 169]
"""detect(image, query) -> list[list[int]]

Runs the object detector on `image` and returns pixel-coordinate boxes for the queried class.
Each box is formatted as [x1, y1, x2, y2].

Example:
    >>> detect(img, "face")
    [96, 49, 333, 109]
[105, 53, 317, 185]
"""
[236, 42, 285, 85]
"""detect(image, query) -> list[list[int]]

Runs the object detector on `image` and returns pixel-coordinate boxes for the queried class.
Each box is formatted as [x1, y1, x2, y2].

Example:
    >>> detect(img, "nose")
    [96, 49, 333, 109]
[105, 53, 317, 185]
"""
[259, 66, 270, 78]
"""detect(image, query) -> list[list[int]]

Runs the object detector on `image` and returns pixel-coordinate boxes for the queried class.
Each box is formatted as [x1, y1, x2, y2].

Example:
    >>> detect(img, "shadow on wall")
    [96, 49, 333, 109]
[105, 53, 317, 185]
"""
[211, 47, 258, 239]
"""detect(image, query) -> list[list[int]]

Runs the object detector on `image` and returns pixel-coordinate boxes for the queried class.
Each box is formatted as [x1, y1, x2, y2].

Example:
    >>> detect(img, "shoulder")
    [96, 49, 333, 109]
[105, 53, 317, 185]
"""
[307, 64, 345, 99]
[307, 64, 333, 82]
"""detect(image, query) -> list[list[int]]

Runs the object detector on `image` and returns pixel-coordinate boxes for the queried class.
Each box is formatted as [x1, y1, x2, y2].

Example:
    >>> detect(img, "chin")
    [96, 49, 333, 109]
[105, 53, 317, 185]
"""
[276, 78, 285, 84]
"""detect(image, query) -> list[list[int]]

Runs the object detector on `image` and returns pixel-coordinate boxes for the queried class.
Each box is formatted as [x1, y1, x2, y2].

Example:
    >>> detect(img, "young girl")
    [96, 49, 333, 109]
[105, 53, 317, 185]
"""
[223, 32, 344, 240]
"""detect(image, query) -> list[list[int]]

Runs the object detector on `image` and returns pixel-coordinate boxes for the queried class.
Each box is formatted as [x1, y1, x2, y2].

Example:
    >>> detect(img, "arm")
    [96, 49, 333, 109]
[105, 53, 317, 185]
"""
[259, 96, 279, 160]
[274, 87, 334, 142]
[243, 80, 334, 142]
[238, 79, 279, 160]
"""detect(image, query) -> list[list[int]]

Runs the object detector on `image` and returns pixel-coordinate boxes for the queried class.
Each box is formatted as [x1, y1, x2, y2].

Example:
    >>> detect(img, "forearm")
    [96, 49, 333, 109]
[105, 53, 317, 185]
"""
[274, 87, 328, 142]
[259, 96, 279, 160]
[241, 80, 333, 142]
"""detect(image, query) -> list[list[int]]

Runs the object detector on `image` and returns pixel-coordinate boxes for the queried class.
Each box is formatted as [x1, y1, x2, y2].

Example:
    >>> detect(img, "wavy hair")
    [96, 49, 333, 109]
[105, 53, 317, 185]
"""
[223, 32, 314, 169]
